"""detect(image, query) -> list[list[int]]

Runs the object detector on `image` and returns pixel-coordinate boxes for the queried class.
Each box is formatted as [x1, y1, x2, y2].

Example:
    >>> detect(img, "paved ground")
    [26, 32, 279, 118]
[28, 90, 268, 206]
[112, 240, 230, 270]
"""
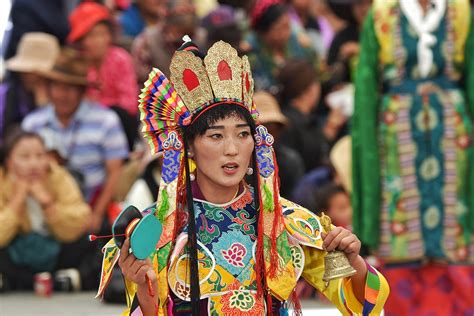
[0, 292, 340, 315]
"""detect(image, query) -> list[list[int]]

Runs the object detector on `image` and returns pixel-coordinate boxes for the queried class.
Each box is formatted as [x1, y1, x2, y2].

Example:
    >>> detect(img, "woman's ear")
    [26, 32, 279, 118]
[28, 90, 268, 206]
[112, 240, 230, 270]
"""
[187, 143, 195, 158]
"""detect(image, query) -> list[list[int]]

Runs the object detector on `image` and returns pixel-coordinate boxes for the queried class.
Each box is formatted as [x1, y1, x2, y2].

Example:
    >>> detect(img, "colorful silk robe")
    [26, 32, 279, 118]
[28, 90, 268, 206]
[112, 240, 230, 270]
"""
[353, 0, 474, 263]
[97, 186, 389, 315]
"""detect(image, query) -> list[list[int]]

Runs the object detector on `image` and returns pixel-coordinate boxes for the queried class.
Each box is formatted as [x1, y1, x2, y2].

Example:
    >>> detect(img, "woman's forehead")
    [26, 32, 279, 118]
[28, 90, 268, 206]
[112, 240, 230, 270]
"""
[207, 116, 250, 129]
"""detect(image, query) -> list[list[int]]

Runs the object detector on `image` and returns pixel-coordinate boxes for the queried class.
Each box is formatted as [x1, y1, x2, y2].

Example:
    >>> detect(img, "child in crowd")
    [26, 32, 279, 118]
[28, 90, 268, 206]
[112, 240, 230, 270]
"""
[314, 182, 352, 229]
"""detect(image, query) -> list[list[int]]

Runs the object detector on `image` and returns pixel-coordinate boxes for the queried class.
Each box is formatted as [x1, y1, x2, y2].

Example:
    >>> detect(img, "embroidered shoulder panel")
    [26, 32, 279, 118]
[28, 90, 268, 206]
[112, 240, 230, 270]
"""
[281, 198, 324, 250]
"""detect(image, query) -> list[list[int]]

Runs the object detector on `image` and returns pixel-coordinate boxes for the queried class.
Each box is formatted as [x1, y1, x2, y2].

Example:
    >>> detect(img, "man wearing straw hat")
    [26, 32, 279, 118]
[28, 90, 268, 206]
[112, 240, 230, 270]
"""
[22, 50, 129, 234]
[1, 33, 60, 144]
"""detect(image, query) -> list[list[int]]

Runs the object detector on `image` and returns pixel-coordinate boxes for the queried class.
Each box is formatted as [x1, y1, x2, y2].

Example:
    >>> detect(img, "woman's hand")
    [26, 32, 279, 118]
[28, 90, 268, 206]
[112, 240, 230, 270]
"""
[29, 180, 53, 208]
[322, 226, 361, 265]
[9, 178, 29, 215]
[322, 226, 368, 303]
[118, 238, 157, 286]
[118, 239, 158, 316]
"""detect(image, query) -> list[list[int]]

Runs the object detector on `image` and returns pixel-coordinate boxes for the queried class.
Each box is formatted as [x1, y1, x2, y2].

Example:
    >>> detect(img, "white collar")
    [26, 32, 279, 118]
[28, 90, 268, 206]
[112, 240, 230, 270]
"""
[400, 0, 447, 78]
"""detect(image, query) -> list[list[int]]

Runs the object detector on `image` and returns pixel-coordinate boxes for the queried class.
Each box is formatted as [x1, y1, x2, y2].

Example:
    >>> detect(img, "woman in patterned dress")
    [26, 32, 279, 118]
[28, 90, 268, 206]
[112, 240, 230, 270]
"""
[97, 39, 389, 315]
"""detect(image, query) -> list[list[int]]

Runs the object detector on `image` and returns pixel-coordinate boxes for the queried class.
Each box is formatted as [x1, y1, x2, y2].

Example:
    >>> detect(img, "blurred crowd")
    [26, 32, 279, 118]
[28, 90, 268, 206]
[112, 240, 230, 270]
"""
[0, 0, 473, 314]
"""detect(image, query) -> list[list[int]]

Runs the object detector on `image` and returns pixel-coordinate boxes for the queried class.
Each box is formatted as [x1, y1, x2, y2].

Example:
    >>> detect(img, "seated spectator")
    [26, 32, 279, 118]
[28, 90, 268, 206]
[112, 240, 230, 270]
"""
[326, 0, 371, 85]
[132, 0, 201, 82]
[119, 0, 164, 38]
[253, 91, 304, 198]
[68, 2, 139, 117]
[0, 130, 98, 291]
[22, 50, 129, 233]
[245, 0, 319, 93]
[201, 5, 243, 52]
[1, 33, 60, 144]
[277, 59, 347, 171]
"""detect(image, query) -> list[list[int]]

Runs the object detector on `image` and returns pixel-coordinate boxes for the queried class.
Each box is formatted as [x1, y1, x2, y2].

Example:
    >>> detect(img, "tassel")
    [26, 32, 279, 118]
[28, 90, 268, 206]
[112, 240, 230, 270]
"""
[167, 295, 174, 316]
[269, 152, 283, 278]
[255, 170, 266, 299]
[263, 182, 274, 212]
[290, 290, 302, 316]
[266, 292, 273, 316]
[157, 188, 169, 223]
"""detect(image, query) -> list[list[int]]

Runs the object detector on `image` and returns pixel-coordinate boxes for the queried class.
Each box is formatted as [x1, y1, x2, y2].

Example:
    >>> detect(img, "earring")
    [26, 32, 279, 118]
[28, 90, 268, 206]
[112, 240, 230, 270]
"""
[246, 167, 253, 175]
[187, 151, 193, 158]
[189, 173, 196, 181]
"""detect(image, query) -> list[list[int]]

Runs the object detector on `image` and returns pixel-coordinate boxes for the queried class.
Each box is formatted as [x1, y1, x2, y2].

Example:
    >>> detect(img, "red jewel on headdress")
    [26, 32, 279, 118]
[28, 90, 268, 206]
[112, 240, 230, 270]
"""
[217, 60, 232, 81]
[183, 69, 200, 91]
[244, 73, 251, 92]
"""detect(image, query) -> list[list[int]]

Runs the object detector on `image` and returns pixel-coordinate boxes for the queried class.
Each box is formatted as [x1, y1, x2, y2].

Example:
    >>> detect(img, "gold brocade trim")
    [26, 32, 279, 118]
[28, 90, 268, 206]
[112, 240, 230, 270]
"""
[241, 56, 255, 108]
[204, 41, 242, 100]
[170, 50, 214, 113]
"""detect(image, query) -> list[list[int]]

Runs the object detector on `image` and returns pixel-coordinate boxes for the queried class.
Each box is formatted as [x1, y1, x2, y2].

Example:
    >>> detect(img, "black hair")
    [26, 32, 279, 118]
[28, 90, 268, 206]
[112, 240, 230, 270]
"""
[0, 128, 44, 166]
[181, 103, 261, 314]
[253, 3, 288, 33]
[277, 59, 318, 105]
[184, 103, 257, 141]
[314, 183, 347, 215]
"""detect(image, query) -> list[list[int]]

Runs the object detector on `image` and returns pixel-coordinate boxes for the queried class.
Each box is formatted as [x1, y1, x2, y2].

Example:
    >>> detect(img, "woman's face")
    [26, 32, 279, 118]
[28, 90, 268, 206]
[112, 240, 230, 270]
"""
[7, 137, 49, 181]
[261, 12, 291, 49]
[80, 23, 112, 62]
[190, 115, 254, 192]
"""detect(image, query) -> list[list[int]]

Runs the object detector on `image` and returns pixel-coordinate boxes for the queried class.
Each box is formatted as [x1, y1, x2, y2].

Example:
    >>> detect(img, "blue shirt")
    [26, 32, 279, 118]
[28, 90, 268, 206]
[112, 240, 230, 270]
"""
[119, 3, 146, 37]
[22, 100, 129, 201]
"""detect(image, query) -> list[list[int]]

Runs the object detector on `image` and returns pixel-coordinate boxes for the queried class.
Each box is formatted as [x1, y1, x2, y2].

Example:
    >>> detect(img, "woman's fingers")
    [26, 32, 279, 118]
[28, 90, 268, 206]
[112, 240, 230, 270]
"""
[338, 235, 356, 251]
[135, 264, 152, 283]
[118, 238, 131, 266]
[323, 227, 360, 254]
[323, 227, 345, 251]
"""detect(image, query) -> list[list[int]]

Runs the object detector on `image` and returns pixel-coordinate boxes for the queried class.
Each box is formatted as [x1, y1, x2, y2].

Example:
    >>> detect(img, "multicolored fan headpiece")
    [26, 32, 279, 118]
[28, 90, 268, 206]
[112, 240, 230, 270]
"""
[139, 39, 286, 315]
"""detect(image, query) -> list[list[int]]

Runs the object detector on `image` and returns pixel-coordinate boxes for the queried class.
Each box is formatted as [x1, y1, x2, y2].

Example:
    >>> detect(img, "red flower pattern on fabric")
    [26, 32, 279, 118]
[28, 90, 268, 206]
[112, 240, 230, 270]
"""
[221, 243, 247, 267]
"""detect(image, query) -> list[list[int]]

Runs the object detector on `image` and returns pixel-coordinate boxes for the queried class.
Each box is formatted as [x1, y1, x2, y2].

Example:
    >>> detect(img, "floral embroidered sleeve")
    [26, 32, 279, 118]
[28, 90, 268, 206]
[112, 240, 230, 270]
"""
[301, 246, 389, 316]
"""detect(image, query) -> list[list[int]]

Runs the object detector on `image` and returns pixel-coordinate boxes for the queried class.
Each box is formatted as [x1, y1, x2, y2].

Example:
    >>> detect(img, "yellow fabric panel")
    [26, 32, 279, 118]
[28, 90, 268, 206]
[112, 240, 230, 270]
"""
[372, 0, 398, 65]
[452, 0, 471, 64]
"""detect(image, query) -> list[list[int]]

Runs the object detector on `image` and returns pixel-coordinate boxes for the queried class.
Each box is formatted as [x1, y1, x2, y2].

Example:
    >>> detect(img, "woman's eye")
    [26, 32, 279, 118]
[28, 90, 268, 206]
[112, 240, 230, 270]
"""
[239, 131, 250, 137]
[210, 134, 222, 139]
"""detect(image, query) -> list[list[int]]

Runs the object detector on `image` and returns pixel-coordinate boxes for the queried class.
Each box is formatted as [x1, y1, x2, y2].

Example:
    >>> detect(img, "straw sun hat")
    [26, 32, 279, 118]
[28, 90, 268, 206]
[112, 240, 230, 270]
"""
[40, 49, 89, 86]
[5, 32, 60, 73]
[253, 91, 288, 126]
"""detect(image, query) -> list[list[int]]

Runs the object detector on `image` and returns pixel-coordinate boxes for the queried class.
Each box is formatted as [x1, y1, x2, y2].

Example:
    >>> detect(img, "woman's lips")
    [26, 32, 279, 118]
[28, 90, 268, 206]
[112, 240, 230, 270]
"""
[222, 163, 239, 175]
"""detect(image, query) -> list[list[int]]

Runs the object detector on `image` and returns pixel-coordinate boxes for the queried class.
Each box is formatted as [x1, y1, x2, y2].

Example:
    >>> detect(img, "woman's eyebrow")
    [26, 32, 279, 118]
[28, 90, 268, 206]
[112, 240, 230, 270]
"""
[207, 125, 224, 130]
[207, 124, 250, 130]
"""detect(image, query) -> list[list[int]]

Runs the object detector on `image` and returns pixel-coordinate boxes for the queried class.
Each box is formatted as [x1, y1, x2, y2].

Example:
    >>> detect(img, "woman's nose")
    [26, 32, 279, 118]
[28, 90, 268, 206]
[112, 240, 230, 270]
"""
[224, 138, 238, 155]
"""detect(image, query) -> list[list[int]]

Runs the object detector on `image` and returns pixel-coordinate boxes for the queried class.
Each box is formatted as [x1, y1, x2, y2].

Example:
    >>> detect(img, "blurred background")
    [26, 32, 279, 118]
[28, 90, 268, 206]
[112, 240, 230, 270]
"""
[0, 0, 473, 315]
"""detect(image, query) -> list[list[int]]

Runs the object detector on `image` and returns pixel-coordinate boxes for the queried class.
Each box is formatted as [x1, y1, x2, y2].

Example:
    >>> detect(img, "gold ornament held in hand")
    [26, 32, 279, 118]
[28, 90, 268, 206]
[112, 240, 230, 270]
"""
[321, 212, 357, 282]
